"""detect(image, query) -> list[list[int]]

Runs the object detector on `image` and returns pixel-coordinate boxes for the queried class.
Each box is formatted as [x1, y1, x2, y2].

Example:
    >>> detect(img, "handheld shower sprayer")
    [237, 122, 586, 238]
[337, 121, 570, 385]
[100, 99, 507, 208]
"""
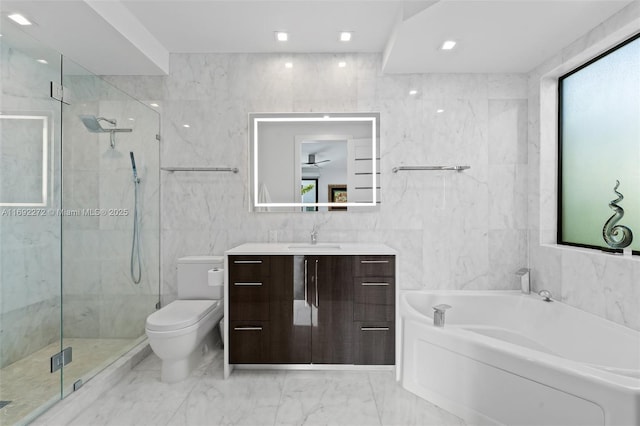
[129, 151, 139, 182]
[130, 151, 141, 285]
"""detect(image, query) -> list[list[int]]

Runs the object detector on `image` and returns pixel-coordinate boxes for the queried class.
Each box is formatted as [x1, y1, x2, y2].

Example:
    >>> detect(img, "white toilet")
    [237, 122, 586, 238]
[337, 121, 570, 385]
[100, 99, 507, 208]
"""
[145, 256, 224, 383]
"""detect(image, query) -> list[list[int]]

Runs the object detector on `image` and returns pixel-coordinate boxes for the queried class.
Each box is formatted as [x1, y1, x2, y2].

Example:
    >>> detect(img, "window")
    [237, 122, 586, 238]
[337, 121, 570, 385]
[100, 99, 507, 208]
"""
[558, 33, 639, 254]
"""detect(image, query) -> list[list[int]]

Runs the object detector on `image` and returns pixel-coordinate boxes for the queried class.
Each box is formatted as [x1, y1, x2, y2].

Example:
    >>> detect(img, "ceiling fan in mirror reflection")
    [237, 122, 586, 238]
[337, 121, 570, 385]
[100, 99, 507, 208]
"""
[302, 154, 330, 167]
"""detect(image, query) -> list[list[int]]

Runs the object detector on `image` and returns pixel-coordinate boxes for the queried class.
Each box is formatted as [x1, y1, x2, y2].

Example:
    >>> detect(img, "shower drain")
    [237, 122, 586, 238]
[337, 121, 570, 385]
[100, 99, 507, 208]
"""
[0, 401, 11, 409]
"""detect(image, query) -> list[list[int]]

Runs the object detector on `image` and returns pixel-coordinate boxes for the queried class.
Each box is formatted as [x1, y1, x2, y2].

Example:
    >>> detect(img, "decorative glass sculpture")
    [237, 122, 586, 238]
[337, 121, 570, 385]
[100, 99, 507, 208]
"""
[602, 180, 634, 249]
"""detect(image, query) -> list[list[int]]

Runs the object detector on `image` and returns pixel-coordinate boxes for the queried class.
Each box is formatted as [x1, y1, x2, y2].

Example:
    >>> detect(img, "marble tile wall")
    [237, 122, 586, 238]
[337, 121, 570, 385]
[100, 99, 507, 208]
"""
[106, 54, 530, 305]
[527, 1, 640, 331]
[0, 43, 62, 368]
[61, 76, 161, 339]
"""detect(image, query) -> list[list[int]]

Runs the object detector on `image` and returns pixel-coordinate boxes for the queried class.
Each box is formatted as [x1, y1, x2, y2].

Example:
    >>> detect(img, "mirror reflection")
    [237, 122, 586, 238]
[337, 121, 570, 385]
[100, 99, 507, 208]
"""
[250, 113, 380, 212]
[0, 114, 50, 206]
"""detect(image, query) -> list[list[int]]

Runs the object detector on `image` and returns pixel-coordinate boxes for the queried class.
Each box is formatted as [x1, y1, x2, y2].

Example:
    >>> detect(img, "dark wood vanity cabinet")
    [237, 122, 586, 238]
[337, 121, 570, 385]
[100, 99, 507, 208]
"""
[228, 253, 394, 366]
[268, 255, 354, 364]
[352, 255, 395, 365]
[308, 255, 354, 364]
[228, 255, 273, 364]
[268, 256, 309, 363]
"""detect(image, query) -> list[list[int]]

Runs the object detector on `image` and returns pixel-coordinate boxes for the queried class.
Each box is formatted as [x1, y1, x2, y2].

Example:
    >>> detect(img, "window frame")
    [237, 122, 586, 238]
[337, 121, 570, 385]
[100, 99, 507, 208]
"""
[557, 32, 640, 255]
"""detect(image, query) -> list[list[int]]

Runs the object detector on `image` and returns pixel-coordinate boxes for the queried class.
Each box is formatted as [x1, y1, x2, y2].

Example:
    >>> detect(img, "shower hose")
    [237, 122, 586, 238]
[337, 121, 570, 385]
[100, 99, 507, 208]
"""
[131, 176, 142, 284]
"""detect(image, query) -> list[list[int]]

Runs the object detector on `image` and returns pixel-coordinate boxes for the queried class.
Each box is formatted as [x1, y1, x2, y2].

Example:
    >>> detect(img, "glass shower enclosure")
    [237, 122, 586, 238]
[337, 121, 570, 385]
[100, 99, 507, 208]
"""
[0, 25, 160, 425]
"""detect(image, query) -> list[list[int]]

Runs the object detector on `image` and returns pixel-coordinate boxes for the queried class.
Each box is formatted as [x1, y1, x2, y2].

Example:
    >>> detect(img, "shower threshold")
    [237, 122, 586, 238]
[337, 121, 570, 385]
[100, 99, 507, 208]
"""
[0, 337, 138, 425]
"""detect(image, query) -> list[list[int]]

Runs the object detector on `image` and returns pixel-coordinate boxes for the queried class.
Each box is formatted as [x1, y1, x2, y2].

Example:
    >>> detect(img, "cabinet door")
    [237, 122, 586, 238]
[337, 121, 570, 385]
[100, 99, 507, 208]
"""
[309, 255, 354, 364]
[269, 256, 311, 363]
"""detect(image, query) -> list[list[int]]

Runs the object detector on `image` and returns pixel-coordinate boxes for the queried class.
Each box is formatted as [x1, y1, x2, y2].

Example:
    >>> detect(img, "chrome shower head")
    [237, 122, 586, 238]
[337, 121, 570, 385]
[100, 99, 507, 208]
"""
[79, 114, 132, 149]
[79, 115, 117, 133]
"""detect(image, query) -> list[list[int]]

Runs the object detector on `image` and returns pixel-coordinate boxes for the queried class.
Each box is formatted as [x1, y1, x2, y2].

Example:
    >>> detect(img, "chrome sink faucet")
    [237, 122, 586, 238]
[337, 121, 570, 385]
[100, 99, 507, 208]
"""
[310, 224, 318, 245]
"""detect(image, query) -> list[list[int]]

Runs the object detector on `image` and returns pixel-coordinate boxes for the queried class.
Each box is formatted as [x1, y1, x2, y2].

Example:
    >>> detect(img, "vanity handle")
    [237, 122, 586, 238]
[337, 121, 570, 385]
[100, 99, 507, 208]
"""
[361, 327, 390, 331]
[234, 326, 263, 331]
[304, 259, 308, 306]
[233, 260, 262, 264]
[360, 260, 389, 264]
[361, 282, 389, 286]
[234, 282, 262, 286]
[315, 259, 319, 307]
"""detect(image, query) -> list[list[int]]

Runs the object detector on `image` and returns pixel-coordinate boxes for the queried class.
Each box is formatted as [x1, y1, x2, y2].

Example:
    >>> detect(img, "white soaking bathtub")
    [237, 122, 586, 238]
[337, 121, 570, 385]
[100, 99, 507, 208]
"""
[400, 290, 640, 426]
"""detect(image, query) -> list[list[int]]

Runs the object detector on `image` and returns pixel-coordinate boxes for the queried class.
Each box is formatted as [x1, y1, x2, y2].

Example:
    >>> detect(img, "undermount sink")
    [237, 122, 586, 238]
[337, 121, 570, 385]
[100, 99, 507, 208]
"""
[287, 243, 342, 250]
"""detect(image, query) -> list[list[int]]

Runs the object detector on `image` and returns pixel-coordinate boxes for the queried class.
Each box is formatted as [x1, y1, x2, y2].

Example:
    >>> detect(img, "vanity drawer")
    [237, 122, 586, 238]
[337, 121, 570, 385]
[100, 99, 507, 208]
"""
[229, 320, 270, 364]
[353, 321, 395, 365]
[353, 277, 394, 321]
[229, 256, 270, 280]
[229, 281, 269, 320]
[353, 255, 395, 277]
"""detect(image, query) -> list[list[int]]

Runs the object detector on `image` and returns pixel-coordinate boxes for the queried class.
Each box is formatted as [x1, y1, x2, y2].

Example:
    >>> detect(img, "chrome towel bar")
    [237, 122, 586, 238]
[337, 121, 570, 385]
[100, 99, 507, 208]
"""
[392, 165, 470, 173]
[162, 167, 238, 173]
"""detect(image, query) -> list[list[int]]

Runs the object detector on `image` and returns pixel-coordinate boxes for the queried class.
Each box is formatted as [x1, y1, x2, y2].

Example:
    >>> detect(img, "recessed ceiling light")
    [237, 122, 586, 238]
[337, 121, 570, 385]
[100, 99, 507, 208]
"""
[8, 13, 32, 26]
[441, 40, 457, 50]
[409, 89, 418, 96]
[150, 103, 159, 107]
[340, 32, 352, 42]
[128, 118, 135, 121]
[338, 61, 346, 68]
[436, 109, 445, 113]
[36, 59, 48, 64]
[285, 62, 293, 69]
[183, 124, 190, 128]
[275, 31, 288, 42]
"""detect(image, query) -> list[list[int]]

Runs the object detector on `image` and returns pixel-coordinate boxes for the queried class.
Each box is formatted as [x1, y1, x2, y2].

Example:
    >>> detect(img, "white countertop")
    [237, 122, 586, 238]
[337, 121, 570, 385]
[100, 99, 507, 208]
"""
[225, 242, 397, 256]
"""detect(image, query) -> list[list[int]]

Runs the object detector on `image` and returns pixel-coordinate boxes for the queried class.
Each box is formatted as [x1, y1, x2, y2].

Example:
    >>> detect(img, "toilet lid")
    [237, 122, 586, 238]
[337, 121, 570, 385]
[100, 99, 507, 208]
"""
[146, 300, 219, 332]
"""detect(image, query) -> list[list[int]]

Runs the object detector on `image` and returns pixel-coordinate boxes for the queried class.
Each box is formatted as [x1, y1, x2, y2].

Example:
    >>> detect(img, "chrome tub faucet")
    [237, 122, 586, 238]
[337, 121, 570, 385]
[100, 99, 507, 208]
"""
[433, 304, 452, 327]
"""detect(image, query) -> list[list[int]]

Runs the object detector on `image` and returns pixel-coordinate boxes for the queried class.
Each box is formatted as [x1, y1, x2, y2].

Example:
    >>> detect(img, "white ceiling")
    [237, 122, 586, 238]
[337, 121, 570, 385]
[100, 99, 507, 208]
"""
[0, 0, 633, 76]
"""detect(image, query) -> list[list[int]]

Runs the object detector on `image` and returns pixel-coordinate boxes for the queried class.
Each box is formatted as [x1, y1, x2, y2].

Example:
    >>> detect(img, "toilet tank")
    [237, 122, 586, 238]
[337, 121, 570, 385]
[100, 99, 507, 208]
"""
[177, 255, 224, 300]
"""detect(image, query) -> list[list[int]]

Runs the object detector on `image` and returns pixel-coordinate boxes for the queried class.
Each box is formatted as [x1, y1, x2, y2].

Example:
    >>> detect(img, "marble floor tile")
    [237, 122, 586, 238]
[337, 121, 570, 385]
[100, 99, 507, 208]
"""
[67, 367, 204, 426]
[368, 370, 466, 426]
[275, 371, 381, 426]
[43, 349, 466, 426]
[168, 356, 286, 426]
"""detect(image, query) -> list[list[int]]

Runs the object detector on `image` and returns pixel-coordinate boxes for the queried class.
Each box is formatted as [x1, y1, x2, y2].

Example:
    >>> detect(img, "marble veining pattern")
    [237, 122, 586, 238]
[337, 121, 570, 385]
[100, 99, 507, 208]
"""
[107, 54, 530, 303]
[60, 350, 465, 426]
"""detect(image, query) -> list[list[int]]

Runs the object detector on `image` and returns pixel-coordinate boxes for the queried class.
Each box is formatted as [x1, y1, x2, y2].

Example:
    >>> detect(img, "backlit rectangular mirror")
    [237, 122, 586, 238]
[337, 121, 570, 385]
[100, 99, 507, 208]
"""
[0, 114, 50, 206]
[249, 112, 380, 212]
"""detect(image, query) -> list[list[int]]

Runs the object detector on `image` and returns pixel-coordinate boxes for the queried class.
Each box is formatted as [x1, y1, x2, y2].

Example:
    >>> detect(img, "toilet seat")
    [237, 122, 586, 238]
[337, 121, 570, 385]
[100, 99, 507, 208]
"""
[146, 300, 219, 332]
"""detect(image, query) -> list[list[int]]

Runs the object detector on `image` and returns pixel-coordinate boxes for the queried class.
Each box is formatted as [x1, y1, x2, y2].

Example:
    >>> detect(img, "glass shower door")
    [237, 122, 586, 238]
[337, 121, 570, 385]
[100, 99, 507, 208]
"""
[59, 56, 160, 398]
[0, 25, 160, 424]
[0, 28, 64, 424]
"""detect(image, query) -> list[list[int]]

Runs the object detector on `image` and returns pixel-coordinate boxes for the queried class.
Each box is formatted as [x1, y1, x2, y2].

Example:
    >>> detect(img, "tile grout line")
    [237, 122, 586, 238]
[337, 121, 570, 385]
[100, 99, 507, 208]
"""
[366, 371, 385, 426]
[164, 351, 224, 425]
[272, 369, 289, 425]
